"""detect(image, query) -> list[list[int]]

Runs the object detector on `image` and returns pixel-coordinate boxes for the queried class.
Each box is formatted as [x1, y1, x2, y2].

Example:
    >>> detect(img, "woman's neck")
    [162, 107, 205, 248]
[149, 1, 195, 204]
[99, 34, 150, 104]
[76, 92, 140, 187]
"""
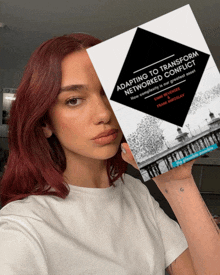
[63, 154, 110, 188]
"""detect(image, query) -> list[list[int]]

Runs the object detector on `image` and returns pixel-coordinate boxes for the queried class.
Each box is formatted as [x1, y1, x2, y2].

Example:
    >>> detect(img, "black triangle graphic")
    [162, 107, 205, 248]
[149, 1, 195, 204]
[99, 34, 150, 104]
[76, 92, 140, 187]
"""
[110, 27, 210, 127]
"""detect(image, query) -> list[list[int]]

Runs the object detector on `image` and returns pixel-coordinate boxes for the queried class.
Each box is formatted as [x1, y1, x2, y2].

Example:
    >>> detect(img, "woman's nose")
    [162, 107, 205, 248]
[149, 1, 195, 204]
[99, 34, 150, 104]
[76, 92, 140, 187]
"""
[93, 94, 113, 125]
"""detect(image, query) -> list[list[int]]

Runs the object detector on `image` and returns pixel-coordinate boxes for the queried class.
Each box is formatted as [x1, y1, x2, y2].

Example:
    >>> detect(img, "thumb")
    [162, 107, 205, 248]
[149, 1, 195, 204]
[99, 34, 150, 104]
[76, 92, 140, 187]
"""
[121, 143, 139, 170]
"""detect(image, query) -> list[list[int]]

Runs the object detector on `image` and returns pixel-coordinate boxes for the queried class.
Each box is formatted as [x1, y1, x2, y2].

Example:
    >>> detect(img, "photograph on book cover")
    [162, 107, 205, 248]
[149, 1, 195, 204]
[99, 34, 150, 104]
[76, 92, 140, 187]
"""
[87, 4, 220, 181]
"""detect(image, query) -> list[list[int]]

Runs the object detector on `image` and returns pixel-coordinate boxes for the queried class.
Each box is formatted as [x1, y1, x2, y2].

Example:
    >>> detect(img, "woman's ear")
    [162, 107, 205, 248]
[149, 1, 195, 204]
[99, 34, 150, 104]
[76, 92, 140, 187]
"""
[42, 123, 53, 138]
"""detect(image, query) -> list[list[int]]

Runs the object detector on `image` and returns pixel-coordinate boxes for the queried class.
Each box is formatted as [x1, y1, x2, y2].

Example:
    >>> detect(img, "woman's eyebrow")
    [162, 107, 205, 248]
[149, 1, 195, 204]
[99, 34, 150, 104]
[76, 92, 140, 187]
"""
[60, 84, 88, 93]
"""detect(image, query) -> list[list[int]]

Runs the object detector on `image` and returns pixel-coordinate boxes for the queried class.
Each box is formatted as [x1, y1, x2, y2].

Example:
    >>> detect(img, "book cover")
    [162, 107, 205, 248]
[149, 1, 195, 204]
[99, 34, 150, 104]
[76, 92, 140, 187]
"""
[87, 4, 220, 181]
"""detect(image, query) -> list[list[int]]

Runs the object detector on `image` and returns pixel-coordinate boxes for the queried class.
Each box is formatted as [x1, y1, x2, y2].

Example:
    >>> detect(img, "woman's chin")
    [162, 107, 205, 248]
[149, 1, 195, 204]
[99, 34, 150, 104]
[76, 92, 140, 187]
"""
[95, 145, 121, 160]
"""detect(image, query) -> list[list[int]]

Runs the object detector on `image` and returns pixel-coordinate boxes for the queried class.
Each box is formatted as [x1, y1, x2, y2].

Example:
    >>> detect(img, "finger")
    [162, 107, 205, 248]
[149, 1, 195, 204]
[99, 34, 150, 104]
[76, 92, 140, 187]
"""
[121, 143, 139, 170]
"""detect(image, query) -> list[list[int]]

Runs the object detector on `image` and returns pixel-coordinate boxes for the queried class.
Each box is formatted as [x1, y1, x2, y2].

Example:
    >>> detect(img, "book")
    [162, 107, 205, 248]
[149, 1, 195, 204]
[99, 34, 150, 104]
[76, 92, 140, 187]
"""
[87, 4, 220, 181]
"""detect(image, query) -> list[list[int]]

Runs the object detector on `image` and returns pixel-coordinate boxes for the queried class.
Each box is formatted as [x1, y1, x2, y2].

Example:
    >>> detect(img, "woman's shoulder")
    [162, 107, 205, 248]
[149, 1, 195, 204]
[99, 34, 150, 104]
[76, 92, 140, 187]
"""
[0, 194, 62, 221]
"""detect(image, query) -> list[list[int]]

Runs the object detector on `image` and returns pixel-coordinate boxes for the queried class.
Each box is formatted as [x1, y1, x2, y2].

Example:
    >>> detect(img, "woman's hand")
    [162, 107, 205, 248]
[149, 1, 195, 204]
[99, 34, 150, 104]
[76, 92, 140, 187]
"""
[121, 143, 139, 170]
[152, 158, 195, 184]
[122, 143, 220, 275]
[121, 142, 196, 184]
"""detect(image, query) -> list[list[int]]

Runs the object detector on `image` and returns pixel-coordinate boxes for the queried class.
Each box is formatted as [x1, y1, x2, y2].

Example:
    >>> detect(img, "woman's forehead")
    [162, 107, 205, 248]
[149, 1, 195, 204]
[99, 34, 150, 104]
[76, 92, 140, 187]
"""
[61, 50, 91, 69]
[61, 50, 99, 87]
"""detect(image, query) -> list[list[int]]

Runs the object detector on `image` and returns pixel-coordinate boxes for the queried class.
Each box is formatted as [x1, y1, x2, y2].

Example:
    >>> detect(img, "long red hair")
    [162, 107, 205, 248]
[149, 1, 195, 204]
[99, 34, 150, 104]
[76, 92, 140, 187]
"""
[0, 33, 127, 207]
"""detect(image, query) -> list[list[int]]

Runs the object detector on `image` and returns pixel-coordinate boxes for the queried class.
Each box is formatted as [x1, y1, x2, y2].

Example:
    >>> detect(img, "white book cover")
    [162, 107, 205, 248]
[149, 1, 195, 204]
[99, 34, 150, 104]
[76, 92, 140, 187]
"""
[87, 4, 220, 181]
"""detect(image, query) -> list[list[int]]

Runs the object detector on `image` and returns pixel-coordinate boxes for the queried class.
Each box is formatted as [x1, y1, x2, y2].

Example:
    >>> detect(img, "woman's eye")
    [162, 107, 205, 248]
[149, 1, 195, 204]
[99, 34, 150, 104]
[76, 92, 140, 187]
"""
[65, 98, 83, 106]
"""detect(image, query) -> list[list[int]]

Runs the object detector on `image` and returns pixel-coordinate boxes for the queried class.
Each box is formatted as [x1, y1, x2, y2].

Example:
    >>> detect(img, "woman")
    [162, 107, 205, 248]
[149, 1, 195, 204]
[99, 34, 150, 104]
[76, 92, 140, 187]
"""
[0, 33, 219, 275]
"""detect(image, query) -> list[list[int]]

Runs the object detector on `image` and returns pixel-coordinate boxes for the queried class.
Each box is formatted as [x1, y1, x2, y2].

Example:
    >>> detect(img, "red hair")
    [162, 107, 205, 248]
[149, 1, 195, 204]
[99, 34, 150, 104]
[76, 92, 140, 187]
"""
[0, 33, 127, 207]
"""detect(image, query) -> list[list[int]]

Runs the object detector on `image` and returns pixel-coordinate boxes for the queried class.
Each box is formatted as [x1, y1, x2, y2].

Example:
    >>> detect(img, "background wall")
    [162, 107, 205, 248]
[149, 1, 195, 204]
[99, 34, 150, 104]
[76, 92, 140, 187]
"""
[0, 0, 220, 84]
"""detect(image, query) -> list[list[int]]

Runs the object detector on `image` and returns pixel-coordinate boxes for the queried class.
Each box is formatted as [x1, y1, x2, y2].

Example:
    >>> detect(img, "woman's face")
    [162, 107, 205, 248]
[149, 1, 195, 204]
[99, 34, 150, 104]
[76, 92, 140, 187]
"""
[45, 50, 123, 162]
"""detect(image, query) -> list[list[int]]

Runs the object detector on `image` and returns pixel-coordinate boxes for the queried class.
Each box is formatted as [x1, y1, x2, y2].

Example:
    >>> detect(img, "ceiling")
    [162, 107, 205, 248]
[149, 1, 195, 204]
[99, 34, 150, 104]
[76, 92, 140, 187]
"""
[0, 0, 220, 72]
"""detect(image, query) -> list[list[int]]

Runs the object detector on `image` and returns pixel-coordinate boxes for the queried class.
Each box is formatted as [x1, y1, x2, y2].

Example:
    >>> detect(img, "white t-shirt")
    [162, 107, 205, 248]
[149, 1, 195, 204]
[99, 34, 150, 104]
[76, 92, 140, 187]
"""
[0, 174, 188, 275]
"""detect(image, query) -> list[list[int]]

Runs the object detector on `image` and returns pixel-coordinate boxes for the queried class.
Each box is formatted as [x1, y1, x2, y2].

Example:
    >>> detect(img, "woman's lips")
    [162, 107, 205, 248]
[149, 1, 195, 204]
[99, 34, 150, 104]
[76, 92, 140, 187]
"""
[92, 129, 119, 145]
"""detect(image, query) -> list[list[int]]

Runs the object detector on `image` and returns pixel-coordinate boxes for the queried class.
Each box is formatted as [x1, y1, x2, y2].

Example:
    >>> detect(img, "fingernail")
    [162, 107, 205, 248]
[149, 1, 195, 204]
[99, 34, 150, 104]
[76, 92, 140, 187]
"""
[121, 144, 126, 154]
